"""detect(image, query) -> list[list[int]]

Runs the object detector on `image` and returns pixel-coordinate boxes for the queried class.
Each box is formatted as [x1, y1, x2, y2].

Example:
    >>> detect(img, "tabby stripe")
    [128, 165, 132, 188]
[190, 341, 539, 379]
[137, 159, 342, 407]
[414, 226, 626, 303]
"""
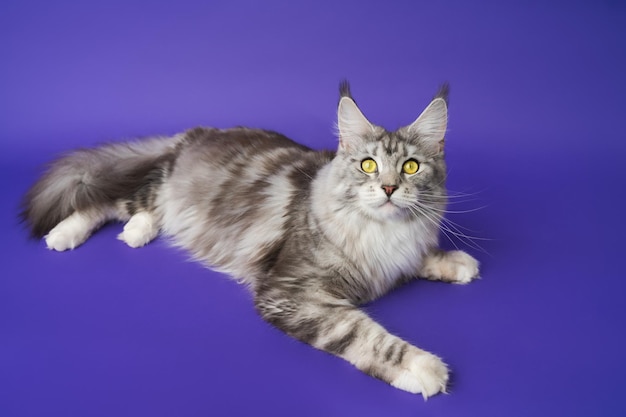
[384, 342, 397, 362]
[372, 333, 386, 356]
[394, 342, 408, 366]
[295, 317, 323, 344]
[323, 326, 359, 356]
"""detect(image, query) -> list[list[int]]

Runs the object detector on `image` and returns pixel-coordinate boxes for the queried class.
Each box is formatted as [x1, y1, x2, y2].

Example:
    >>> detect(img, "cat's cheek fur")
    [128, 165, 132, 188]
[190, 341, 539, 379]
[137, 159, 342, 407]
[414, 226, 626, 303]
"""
[358, 191, 389, 218]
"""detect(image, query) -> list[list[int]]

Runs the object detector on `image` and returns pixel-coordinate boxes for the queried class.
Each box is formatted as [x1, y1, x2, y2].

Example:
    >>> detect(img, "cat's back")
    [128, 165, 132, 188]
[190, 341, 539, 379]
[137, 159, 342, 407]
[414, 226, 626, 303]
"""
[168, 127, 333, 193]
[156, 127, 335, 282]
[180, 127, 311, 163]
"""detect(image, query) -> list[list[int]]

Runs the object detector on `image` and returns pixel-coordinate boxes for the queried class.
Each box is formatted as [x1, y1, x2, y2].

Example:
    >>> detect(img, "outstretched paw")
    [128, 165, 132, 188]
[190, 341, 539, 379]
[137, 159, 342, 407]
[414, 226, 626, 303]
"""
[390, 352, 449, 399]
[420, 250, 480, 284]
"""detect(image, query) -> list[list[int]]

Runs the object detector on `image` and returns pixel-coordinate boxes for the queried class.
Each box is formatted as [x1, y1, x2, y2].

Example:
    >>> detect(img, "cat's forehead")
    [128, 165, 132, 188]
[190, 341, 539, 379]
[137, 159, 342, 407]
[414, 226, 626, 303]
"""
[364, 132, 418, 159]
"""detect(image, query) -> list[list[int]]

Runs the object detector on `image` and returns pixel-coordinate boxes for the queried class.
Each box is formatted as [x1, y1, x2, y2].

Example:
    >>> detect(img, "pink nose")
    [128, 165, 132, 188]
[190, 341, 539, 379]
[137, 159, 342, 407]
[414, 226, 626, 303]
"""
[381, 185, 398, 197]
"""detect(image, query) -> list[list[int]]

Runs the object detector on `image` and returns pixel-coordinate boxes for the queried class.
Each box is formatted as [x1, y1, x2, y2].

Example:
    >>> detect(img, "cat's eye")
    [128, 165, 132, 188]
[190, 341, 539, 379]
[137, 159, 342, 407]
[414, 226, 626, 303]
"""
[402, 159, 419, 175]
[361, 159, 378, 174]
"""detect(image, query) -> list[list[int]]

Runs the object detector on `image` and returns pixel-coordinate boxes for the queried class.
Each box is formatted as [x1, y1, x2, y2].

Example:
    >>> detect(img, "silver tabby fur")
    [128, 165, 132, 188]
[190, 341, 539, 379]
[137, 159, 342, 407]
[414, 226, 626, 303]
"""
[21, 82, 479, 398]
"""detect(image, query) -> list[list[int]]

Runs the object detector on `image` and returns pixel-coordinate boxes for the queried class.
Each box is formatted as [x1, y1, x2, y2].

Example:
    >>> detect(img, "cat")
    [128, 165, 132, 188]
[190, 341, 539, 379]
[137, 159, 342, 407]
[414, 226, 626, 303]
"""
[21, 81, 479, 399]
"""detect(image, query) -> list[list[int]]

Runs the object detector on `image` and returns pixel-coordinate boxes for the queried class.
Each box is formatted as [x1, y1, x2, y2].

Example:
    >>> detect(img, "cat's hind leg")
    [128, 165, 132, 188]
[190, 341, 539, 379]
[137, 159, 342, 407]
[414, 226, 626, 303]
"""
[419, 249, 480, 284]
[45, 209, 113, 251]
[117, 211, 159, 248]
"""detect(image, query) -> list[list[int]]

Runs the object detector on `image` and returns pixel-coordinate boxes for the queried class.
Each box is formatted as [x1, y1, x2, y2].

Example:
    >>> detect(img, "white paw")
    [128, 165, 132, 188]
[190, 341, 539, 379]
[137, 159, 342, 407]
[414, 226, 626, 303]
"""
[44, 213, 93, 251]
[421, 250, 480, 284]
[446, 250, 480, 284]
[117, 212, 158, 248]
[45, 229, 81, 251]
[391, 352, 449, 399]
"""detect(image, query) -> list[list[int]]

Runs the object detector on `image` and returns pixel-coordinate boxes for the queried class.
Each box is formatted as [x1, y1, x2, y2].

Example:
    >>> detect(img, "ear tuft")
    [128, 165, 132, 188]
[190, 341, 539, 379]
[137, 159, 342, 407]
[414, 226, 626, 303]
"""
[339, 80, 353, 100]
[434, 83, 450, 106]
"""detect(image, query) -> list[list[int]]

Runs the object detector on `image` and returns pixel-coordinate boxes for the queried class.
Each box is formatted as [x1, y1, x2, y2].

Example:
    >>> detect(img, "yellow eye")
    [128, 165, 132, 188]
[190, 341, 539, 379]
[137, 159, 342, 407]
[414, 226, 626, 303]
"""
[403, 159, 419, 175]
[361, 159, 378, 173]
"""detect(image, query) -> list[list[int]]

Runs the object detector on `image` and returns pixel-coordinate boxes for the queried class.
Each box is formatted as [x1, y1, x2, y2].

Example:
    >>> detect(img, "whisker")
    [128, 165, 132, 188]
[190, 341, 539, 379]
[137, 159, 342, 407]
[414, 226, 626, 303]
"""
[438, 216, 486, 235]
[294, 166, 314, 181]
[423, 205, 488, 215]
[446, 189, 484, 198]
[408, 205, 454, 248]
[419, 194, 481, 207]
[410, 202, 490, 254]
[439, 217, 491, 241]
[407, 205, 460, 251]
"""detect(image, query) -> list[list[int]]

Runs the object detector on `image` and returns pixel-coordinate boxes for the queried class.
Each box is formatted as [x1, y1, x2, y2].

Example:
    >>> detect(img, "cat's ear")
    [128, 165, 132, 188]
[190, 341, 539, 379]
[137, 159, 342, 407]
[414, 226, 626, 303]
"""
[337, 97, 374, 151]
[407, 97, 448, 154]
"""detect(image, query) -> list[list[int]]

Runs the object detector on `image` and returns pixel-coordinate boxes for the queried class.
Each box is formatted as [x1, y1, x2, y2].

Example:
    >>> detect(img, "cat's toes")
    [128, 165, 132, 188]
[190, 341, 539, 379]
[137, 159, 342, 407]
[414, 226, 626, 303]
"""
[43, 212, 96, 251]
[117, 226, 153, 248]
[447, 250, 480, 284]
[45, 229, 81, 251]
[421, 250, 480, 284]
[117, 212, 158, 248]
[390, 352, 449, 399]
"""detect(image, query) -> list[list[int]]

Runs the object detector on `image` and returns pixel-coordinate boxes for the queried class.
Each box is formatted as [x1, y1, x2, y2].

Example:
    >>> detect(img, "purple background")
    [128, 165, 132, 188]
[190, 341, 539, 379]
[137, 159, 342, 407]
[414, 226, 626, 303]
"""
[2, 0, 626, 416]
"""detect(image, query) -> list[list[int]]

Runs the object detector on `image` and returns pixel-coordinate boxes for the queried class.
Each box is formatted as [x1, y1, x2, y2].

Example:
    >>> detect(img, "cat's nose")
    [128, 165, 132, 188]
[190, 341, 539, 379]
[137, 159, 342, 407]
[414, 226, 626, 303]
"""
[381, 185, 398, 197]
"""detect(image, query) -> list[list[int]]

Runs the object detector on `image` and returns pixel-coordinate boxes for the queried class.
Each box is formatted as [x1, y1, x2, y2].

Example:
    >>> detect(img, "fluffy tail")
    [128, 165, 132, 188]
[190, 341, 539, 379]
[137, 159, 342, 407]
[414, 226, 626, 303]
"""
[21, 137, 178, 238]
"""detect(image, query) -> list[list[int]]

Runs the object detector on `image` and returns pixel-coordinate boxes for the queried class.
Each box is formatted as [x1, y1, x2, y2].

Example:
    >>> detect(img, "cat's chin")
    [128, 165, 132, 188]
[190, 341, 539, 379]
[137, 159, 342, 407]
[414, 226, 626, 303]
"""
[366, 201, 408, 221]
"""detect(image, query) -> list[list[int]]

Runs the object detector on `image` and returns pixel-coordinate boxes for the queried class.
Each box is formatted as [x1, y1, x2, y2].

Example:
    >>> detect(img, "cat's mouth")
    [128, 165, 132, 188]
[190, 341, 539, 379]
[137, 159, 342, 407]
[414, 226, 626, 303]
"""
[379, 200, 402, 212]
[376, 199, 413, 217]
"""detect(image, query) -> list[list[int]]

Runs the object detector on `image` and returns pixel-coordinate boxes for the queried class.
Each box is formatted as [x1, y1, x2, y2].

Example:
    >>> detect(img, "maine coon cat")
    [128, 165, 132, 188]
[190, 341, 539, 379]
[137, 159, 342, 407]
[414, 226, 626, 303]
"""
[21, 82, 479, 399]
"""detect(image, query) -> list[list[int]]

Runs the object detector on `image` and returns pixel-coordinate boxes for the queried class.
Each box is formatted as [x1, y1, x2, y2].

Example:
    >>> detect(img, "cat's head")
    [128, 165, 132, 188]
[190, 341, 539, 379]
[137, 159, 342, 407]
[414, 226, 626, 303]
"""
[332, 82, 448, 222]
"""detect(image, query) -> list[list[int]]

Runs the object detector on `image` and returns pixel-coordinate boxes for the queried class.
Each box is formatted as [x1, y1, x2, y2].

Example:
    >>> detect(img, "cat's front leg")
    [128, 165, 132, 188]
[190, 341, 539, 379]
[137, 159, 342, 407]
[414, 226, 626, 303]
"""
[256, 291, 449, 398]
[418, 249, 480, 284]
